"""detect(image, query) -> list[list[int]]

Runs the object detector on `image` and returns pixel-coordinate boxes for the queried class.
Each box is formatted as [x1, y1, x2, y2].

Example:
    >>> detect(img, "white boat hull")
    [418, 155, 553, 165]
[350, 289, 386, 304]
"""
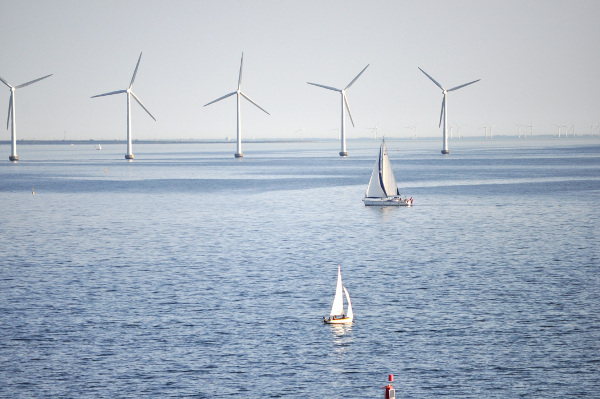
[363, 196, 413, 207]
[324, 316, 353, 324]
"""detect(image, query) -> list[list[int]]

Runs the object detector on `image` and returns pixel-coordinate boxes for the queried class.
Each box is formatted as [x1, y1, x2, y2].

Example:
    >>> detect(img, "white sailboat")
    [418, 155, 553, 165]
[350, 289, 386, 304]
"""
[363, 139, 413, 206]
[323, 265, 353, 324]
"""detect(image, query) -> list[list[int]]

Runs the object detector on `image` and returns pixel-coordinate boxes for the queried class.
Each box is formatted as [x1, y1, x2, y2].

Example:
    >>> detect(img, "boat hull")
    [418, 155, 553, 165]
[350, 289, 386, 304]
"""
[324, 316, 353, 324]
[363, 196, 413, 207]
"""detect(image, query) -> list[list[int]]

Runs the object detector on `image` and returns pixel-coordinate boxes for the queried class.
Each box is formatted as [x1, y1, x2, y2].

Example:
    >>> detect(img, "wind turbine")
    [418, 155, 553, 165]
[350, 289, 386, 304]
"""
[204, 53, 270, 158]
[553, 123, 563, 138]
[367, 124, 379, 140]
[91, 52, 156, 160]
[308, 64, 369, 156]
[527, 125, 534, 138]
[404, 126, 418, 140]
[1, 73, 52, 161]
[418, 67, 480, 154]
[454, 123, 465, 139]
[482, 125, 493, 139]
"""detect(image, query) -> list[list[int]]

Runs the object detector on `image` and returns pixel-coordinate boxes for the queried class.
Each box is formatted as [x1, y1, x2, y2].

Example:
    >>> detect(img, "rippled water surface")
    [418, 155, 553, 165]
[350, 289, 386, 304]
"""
[1, 138, 599, 398]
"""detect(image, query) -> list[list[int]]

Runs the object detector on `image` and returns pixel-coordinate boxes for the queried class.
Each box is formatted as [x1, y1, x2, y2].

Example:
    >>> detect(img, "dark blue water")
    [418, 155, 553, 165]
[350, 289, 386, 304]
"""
[1, 138, 599, 398]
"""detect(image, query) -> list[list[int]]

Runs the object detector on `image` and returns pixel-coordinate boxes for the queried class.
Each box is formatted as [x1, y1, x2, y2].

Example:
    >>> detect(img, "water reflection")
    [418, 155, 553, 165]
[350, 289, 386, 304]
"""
[329, 323, 354, 355]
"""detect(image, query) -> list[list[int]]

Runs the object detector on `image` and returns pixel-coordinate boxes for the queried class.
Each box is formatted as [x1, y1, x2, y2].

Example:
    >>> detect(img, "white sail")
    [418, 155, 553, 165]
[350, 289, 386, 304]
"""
[343, 286, 353, 320]
[365, 140, 399, 198]
[365, 151, 386, 198]
[330, 265, 344, 316]
[380, 141, 399, 196]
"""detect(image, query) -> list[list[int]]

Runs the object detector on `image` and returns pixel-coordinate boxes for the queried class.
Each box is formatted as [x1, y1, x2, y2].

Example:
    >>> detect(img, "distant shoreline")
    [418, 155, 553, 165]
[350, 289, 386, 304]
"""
[1, 135, 596, 145]
[0, 139, 313, 145]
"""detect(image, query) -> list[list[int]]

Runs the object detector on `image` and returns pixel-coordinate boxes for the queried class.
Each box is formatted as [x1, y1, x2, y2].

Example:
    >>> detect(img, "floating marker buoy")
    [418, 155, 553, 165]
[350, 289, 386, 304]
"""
[382, 374, 395, 399]
[32, 188, 35, 195]
[105, 168, 107, 173]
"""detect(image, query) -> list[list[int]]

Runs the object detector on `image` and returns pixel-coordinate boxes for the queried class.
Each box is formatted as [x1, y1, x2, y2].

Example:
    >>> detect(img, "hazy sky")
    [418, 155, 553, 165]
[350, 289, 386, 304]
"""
[1, 0, 599, 140]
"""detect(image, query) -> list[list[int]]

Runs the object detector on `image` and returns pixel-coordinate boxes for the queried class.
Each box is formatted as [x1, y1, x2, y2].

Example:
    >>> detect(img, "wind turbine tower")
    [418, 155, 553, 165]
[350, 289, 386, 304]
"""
[454, 124, 465, 139]
[419, 67, 480, 154]
[1, 73, 52, 161]
[482, 125, 493, 139]
[308, 64, 369, 156]
[204, 53, 270, 158]
[553, 124, 563, 138]
[92, 52, 156, 160]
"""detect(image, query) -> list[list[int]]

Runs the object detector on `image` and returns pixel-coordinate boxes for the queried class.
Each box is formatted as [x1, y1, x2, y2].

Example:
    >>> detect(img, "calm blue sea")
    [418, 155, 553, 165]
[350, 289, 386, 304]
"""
[1, 138, 599, 398]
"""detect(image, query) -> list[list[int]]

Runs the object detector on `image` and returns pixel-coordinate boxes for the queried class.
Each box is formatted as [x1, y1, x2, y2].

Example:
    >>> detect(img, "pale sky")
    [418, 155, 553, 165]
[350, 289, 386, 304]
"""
[1, 0, 599, 140]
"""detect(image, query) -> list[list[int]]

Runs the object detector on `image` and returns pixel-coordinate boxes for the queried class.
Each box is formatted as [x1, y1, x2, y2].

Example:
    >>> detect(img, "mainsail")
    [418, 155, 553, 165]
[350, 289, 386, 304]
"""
[365, 140, 399, 198]
[330, 265, 344, 316]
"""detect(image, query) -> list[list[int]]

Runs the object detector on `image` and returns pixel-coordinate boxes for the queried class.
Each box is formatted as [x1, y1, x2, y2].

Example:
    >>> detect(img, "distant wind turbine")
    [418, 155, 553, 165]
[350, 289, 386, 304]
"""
[454, 123, 465, 139]
[418, 67, 480, 154]
[482, 125, 493, 139]
[1, 73, 52, 161]
[367, 124, 379, 140]
[515, 123, 524, 138]
[92, 52, 156, 160]
[308, 64, 369, 156]
[204, 53, 270, 158]
[553, 123, 563, 138]
[404, 126, 418, 140]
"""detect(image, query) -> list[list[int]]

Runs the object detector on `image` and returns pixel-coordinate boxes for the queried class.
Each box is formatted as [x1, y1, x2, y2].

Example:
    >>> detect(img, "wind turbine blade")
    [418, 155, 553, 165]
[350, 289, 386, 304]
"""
[307, 82, 341, 92]
[344, 93, 355, 127]
[418, 67, 445, 91]
[6, 92, 12, 130]
[130, 91, 156, 121]
[240, 91, 270, 115]
[0, 76, 14, 89]
[129, 52, 143, 89]
[345, 64, 369, 90]
[448, 79, 481, 92]
[439, 96, 445, 128]
[15, 74, 53, 89]
[204, 91, 237, 107]
[91, 89, 127, 98]
[238, 52, 244, 89]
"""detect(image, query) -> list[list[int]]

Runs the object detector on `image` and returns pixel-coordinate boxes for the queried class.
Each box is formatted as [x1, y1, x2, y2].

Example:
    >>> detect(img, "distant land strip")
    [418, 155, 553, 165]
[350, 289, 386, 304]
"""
[0, 139, 316, 145]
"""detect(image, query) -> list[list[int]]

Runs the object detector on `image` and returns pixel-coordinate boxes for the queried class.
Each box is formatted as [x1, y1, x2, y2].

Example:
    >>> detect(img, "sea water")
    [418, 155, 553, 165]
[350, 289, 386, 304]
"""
[0, 138, 599, 398]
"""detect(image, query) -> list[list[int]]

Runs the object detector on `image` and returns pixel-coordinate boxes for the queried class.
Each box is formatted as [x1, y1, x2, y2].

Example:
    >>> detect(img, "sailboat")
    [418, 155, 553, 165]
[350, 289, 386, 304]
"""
[323, 265, 353, 324]
[363, 139, 413, 206]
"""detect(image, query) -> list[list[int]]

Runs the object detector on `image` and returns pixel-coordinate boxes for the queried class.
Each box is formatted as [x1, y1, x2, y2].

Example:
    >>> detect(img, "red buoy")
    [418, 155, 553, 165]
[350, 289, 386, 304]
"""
[382, 374, 396, 398]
